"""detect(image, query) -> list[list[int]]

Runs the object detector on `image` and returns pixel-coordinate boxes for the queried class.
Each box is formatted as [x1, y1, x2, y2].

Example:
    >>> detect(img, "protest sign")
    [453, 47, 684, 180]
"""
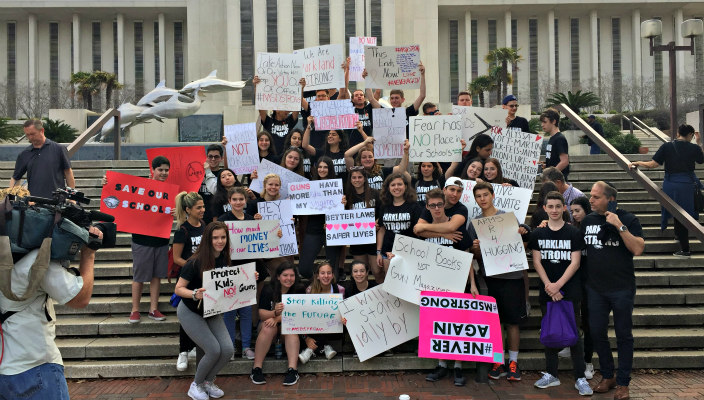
[451, 105, 507, 143]
[459, 180, 532, 224]
[224, 123, 259, 175]
[325, 208, 376, 246]
[202, 263, 257, 318]
[340, 285, 419, 362]
[418, 291, 504, 364]
[364, 45, 421, 89]
[248, 159, 309, 198]
[310, 100, 359, 130]
[225, 220, 281, 260]
[287, 179, 344, 215]
[349, 36, 377, 81]
[470, 212, 529, 276]
[382, 235, 472, 305]
[294, 44, 345, 90]
[100, 171, 179, 238]
[409, 115, 463, 162]
[258, 200, 298, 256]
[255, 52, 303, 111]
[281, 294, 343, 334]
[490, 127, 542, 191]
[146, 146, 205, 193]
[372, 107, 406, 159]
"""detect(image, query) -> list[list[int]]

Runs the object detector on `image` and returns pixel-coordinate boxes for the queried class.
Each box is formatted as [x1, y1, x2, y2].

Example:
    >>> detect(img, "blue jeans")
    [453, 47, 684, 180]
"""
[587, 286, 635, 386]
[0, 363, 69, 400]
[590, 143, 601, 154]
[224, 305, 253, 350]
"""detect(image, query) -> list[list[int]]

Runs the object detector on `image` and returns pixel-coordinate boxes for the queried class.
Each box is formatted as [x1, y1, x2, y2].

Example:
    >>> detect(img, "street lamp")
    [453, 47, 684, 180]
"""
[642, 18, 704, 139]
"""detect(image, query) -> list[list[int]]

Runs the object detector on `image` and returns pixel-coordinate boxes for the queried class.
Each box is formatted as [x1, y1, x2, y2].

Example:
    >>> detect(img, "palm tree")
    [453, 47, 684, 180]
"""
[468, 75, 493, 107]
[485, 47, 523, 100]
[488, 66, 511, 106]
[70, 72, 99, 111]
[545, 90, 601, 114]
[92, 71, 123, 109]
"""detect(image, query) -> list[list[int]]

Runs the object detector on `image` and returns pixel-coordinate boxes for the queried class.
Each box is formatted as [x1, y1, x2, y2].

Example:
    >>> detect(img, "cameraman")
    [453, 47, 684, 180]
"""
[0, 227, 102, 400]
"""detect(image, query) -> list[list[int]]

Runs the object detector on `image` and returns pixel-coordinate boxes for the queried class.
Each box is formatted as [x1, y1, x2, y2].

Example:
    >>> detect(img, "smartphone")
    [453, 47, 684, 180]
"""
[607, 200, 617, 213]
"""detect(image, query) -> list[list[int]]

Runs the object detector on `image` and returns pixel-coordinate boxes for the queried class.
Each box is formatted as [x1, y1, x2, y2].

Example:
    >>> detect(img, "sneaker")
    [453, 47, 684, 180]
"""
[575, 377, 593, 396]
[425, 365, 448, 382]
[250, 367, 266, 385]
[383, 350, 394, 357]
[323, 345, 337, 360]
[558, 347, 571, 358]
[584, 363, 594, 380]
[453, 368, 467, 386]
[242, 347, 255, 360]
[283, 368, 299, 385]
[203, 380, 224, 398]
[188, 348, 196, 359]
[488, 363, 506, 380]
[674, 250, 691, 258]
[148, 310, 166, 321]
[534, 372, 561, 388]
[298, 348, 314, 364]
[128, 311, 141, 323]
[506, 360, 521, 381]
[187, 381, 209, 400]
[176, 352, 188, 371]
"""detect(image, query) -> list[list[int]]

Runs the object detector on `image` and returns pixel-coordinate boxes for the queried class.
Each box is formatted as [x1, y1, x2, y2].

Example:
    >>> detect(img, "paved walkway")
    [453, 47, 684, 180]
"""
[68, 369, 703, 399]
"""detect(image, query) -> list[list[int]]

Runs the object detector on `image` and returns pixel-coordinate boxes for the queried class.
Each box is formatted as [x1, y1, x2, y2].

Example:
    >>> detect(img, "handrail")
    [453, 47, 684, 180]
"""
[67, 108, 121, 160]
[621, 115, 643, 136]
[631, 116, 670, 143]
[557, 103, 704, 243]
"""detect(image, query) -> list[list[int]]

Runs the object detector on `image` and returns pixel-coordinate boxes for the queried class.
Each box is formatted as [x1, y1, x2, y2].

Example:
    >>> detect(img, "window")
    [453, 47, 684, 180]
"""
[571, 18, 580, 89]
[174, 21, 184, 89]
[239, 1, 254, 103]
[92, 22, 101, 72]
[345, 0, 355, 48]
[450, 20, 459, 100]
[612, 18, 622, 110]
[267, 0, 278, 52]
[154, 21, 160, 83]
[7, 22, 16, 117]
[554, 19, 559, 81]
[134, 22, 144, 99]
[113, 21, 118, 74]
[293, 0, 304, 50]
[512, 19, 518, 94]
[529, 18, 538, 109]
[488, 20, 496, 53]
[371, 0, 382, 45]
[319, 0, 330, 45]
[50, 22, 59, 107]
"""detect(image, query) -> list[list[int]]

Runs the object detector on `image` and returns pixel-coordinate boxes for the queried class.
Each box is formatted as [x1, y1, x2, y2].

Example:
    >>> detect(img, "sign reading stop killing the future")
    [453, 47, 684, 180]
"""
[409, 115, 463, 162]
[146, 146, 205, 193]
[225, 220, 281, 260]
[255, 52, 303, 111]
[281, 294, 343, 335]
[224, 123, 259, 175]
[202, 263, 257, 318]
[364, 45, 421, 89]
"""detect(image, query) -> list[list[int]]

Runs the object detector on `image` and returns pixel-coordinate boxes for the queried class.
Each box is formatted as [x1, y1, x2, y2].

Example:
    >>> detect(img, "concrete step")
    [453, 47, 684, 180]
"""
[0, 168, 150, 180]
[56, 315, 180, 337]
[524, 287, 704, 306]
[92, 279, 176, 295]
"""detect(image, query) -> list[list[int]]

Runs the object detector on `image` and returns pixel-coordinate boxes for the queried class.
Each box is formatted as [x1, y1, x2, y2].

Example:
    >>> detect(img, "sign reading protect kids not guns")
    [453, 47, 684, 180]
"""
[202, 263, 257, 318]
[364, 45, 421, 89]
[255, 52, 303, 111]
[225, 220, 281, 260]
[418, 291, 504, 364]
[100, 171, 179, 238]
[281, 294, 343, 335]
[146, 146, 205, 193]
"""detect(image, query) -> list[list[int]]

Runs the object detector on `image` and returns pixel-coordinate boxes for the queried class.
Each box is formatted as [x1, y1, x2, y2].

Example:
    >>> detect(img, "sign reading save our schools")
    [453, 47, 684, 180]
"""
[325, 208, 376, 246]
[100, 171, 179, 239]
[383, 235, 472, 305]
[146, 146, 205, 193]
[225, 220, 281, 260]
[419, 291, 504, 364]
[470, 212, 529, 277]
[287, 179, 344, 215]
[489, 126, 542, 191]
[459, 179, 532, 224]
[409, 115, 463, 162]
[339, 285, 419, 362]
[364, 45, 421, 89]
[202, 263, 257, 318]
[281, 294, 343, 335]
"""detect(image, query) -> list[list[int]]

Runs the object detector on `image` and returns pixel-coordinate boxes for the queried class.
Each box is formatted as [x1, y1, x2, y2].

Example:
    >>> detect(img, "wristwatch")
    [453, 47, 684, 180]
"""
[619, 225, 628, 232]
[192, 289, 198, 301]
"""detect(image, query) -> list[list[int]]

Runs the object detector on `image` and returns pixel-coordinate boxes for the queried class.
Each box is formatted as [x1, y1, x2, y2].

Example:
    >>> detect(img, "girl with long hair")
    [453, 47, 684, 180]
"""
[302, 115, 350, 181]
[345, 168, 381, 274]
[343, 135, 410, 191]
[279, 146, 305, 177]
[460, 158, 484, 181]
[413, 161, 445, 206]
[446, 134, 494, 178]
[257, 130, 279, 163]
[210, 168, 246, 221]
[483, 158, 519, 187]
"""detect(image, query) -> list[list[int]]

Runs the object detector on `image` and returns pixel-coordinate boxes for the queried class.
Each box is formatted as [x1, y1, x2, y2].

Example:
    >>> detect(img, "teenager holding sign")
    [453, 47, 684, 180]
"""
[282, 129, 312, 177]
[445, 134, 494, 179]
[345, 168, 381, 280]
[483, 158, 519, 187]
[343, 136, 411, 191]
[210, 168, 246, 221]
[302, 116, 349, 181]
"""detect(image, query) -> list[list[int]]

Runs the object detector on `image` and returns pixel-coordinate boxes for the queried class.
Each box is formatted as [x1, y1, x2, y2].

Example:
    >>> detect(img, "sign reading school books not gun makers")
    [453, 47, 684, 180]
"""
[281, 294, 343, 335]
[225, 220, 281, 260]
[202, 263, 257, 318]
[470, 212, 529, 277]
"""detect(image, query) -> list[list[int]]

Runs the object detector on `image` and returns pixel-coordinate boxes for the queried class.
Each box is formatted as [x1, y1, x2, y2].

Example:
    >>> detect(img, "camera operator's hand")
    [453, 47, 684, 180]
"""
[88, 226, 104, 240]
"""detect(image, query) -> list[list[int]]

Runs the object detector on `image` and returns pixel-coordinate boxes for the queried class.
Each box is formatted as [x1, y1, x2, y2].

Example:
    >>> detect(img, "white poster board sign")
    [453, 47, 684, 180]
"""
[287, 179, 344, 215]
[364, 45, 421, 89]
[325, 208, 376, 246]
[294, 44, 345, 90]
[258, 200, 298, 256]
[224, 123, 259, 175]
[226, 220, 281, 259]
[490, 127, 543, 191]
[382, 235, 472, 305]
[459, 180, 532, 224]
[349, 36, 377, 82]
[409, 115, 463, 162]
[310, 100, 359, 130]
[470, 212, 529, 276]
[373, 107, 406, 159]
[202, 263, 257, 318]
[451, 105, 507, 142]
[339, 285, 419, 362]
[255, 52, 303, 111]
[281, 294, 343, 334]
[248, 158, 309, 198]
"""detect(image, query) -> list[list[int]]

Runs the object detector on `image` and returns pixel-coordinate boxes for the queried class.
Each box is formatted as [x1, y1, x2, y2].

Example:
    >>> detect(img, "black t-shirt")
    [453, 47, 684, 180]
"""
[652, 140, 704, 174]
[12, 139, 71, 199]
[420, 202, 471, 251]
[260, 152, 280, 165]
[507, 116, 531, 133]
[198, 169, 222, 223]
[528, 223, 584, 302]
[211, 196, 232, 217]
[342, 280, 378, 299]
[315, 147, 347, 181]
[346, 103, 374, 147]
[179, 254, 230, 316]
[245, 198, 267, 217]
[173, 220, 205, 261]
[263, 114, 298, 154]
[545, 132, 569, 179]
[581, 210, 643, 293]
[413, 177, 445, 206]
[379, 201, 423, 252]
[367, 167, 393, 191]
[305, 214, 326, 235]
[347, 189, 380, 214]
[217, 211, 254, 222]
[403, 104, 420, 137]
[259, 283, 304, 311]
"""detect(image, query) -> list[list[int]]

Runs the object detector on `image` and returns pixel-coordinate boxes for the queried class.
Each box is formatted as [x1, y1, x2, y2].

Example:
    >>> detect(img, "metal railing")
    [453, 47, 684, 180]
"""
[622, 115, 646, 136]
[66, 108, 121, 160]
[631, 115, 670, 143]
[557, 103, 704, 243]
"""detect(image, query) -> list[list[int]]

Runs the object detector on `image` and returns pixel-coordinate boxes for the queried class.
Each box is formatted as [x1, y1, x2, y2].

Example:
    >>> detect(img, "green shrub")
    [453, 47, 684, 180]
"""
[528, 118, 541, 134]
[607, 133, 642, 154]
[0, 119, 23, 141]
[42, 118, 78, 143]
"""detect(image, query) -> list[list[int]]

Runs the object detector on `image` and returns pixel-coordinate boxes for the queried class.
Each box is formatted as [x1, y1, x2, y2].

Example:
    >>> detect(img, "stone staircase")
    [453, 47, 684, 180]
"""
[1, 155, 703, 378]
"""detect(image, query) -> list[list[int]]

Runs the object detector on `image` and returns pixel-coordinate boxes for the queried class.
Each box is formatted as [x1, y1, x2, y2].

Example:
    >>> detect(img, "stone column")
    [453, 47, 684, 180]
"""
[278, 0, 294, 52]
[465, 10, 472, 86]
[73, 14, 81, 74]
[303, 0, 319, 47]
[547, 10, 556, 88]
[590, 10, 599, 85]
[158, 13, 166, 83]
[28, 14, 37, 88]
[116, 13, 125, 83]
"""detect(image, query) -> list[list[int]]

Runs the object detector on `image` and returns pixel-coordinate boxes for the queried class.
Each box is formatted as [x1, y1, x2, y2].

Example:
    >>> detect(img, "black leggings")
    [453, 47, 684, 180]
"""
[674, 218, 690, 252]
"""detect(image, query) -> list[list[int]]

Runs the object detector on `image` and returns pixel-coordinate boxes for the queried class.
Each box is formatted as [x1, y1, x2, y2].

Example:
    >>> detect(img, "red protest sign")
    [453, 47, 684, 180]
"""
[100, 171, 179, 238]
[146, 146, 205, 193]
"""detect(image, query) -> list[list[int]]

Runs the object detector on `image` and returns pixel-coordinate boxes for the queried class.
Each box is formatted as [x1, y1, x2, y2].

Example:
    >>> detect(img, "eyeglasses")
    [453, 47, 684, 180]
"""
[428, 110, 439, 115]
[427, 202, 445, 209]
[207, 155, 222, 159]
[507, 104, 519, 108]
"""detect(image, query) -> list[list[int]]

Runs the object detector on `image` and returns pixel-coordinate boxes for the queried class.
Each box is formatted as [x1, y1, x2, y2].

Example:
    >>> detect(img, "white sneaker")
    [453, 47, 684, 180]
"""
[298, 347, 314, 364]
[176, 352, 188, 372]
[534, 372, 561, 389]
[575, 377, 593, 396]
[584, 363, 594, 380]
[188, 348, 196, 359]
[203, 380, 224, 398]
[558, 347, 571, 358]
[242, 347, 255, 360]
[187, 381, 209, 400]
[323, 345, 337, 360]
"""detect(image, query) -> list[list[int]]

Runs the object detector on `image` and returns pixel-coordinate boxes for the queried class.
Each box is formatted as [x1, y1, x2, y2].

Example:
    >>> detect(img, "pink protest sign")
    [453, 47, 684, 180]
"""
[418, 291, 504, 364]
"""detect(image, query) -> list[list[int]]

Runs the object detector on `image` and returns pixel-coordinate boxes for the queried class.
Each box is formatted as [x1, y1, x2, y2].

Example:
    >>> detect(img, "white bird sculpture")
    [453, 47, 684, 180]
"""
[96, 102, 148, 141]
[137, 80, 193, 106]
[130, 88, 203, 126]
[180, 70, 246, 95]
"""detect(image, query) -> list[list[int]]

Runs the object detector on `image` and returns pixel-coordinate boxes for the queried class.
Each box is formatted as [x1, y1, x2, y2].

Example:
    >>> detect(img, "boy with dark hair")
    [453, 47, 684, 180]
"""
[540, 108, 570, 180]
[201, 144, 225, 223]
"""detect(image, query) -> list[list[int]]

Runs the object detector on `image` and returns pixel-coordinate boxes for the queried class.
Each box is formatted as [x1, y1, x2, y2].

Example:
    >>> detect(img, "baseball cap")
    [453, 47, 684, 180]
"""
[502, 94, 517, 105]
